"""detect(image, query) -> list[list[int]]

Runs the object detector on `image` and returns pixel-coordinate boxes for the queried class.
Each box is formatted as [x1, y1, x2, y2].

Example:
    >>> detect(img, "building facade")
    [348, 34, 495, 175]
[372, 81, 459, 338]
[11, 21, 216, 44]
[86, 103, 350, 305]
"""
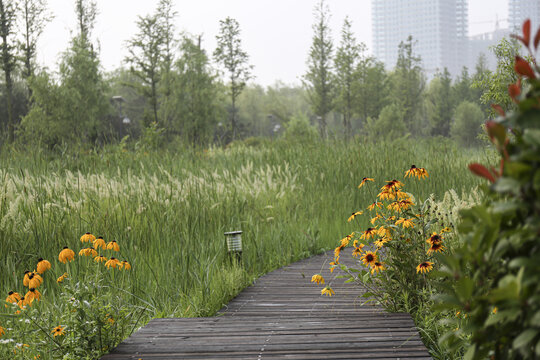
[372, 0, 468, 78]
[509, 0, 540, 33]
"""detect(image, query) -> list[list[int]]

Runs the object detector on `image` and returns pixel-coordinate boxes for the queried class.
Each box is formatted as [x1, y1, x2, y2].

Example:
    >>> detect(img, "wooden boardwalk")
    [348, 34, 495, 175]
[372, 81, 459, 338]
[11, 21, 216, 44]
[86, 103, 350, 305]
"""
[102, 251, 431, 359]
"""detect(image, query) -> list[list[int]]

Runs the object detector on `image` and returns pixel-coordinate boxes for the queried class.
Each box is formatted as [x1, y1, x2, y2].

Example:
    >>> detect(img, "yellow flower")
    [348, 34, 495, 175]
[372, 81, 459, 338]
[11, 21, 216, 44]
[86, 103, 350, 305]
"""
[6, 291, 21, 305]
[23, 271, 31, 287]
[106, 240, 120, 251]
[36, 259, 51, 274]
[370, 213, 382, 225]
[26, 272, 42, 289]
[93, 237, 106, 250]
[120, 261, 131, 270]
[25, 288, 41, 304]
[57, 273, 68, 283]
[79, 248, 98, 257]
[105, 257, 120, 269]
[352, 245, 364, 257]
[389, 199, 414, 211]
[17, 296, 31, 309]
[374, 237, 390, 248]
[367, 202, 383, 211]
[492, 307, 498, 314]
[340, 233, 353, 246]
[358, 177, 374, 188]
[427, 242, 445, 254]
[370, 261, 385, 274]
[347, 211, 363, 222]
[311, 274, 325, 285]
[381, 179, 403, 191]
[361, 251, 378, 266]
[404, 165, 429, 179]
[418, 167, 429, 179]
[94, 255, 107, 263]
[321, 287, 335, 297]
[58, 247, 75, 263]
[426, 233, 443, 245]
[360, 227, 377, 240]
[416, 261, 434, 274]
[0, 325, 5, 337]
[441, 227, 452, 233]
[376, 226, 391, 238]
[52, 326, 65, 337]
[378, 189, 396, 201]
[80, 232, 96, 243]
[395, 218, 415, 228]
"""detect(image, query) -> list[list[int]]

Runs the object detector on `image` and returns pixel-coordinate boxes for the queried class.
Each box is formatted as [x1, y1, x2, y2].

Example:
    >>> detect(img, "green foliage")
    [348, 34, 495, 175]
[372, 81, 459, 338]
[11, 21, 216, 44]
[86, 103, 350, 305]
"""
[213, 16, 252, 141]
[364, 103, 408, 141]
[353, 57, 388, 127]
[428, 69, 453, 137]
[437, 34, 540, 359]
[450, 101, 485, 147]
[280, 113, 318, 144]
[303, 0, 334, 138]
[0, 0, 19, 141]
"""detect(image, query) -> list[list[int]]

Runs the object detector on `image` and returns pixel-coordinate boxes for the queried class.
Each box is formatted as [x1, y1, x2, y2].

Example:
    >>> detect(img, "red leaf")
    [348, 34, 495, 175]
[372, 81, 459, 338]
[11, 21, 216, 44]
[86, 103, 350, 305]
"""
[491, 104, 505, 116]
[508, 83, 521, 102]
[522, 19, 531, 47]
[469, 163, 496, 183]
[486, 121, 507, 145]
[535, 27, 540, 50]
[515, 56, 536, 79]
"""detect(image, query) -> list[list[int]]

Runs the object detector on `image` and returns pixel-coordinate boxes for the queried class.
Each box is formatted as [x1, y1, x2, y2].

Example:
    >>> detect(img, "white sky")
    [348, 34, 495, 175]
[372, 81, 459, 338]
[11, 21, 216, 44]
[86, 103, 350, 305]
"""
[37, 0, 509, 87]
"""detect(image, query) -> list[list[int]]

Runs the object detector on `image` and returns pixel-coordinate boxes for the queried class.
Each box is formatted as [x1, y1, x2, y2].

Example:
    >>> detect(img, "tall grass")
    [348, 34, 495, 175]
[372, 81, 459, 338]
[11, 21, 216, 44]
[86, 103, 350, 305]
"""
[1, 139, 490, 320]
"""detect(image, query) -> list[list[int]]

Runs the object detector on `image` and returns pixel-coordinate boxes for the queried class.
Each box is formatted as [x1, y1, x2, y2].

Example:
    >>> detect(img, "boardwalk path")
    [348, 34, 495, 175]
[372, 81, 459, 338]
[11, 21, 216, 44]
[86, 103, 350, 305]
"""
[102, 251, 431, 359]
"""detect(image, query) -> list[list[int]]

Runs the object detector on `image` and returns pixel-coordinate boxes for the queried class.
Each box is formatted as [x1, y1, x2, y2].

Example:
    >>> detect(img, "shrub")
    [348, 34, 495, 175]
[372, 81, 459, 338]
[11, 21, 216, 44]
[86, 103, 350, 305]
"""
[450, 101, 485, 147]
[437, 21, 540, 359]
[364, 104, 409, 141]
[280, 113, 319, 143]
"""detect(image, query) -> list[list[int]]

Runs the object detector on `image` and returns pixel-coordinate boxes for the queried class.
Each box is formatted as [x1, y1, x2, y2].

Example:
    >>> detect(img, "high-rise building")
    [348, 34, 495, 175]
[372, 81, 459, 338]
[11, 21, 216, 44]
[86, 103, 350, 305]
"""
[372, 0, 468, 78]
[509, 0, 540, 33]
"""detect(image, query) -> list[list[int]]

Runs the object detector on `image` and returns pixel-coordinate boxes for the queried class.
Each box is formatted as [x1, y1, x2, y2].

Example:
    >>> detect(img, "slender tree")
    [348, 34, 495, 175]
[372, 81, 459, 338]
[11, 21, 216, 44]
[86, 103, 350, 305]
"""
[125, 13, 165, 125]
[213, 16, 252, 140]
[334, 17, 361, 138]
[303, 0, 334, 138]
[354, 57, 388, 125]
[0, 0, 18, 141]
[427, 68, 453, 136]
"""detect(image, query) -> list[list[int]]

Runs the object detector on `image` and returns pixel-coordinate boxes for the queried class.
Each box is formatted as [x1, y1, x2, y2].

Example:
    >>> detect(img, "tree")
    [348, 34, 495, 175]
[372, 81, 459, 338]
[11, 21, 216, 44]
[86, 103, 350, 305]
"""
[452, 66, 472, 105]
[0, 0, 19, 141]
[364, 103, 408, 141]
[303, 0, 334, 138]
[450, 101, 484, 147]
[334, 16, 361, 138]
[353, 57, 388, 128]
[171, 35, 222, 145]
[75, 0, 96, 42]
[389, 36, 425, 133]
[427, 68, 453, 137]
[19, 0, 52, 81]
[125, 13, 165, 125]
[213, 16, 252, 141]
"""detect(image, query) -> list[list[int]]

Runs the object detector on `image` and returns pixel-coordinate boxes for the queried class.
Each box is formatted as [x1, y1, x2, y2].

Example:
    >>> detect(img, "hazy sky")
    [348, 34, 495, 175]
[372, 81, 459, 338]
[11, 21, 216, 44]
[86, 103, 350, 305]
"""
[37, 0, 509, 86]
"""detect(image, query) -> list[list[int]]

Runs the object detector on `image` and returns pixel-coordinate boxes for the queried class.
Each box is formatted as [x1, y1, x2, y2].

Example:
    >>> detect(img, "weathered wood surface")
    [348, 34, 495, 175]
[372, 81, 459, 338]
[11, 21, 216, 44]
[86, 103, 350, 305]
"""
[102, 251, 432, 359]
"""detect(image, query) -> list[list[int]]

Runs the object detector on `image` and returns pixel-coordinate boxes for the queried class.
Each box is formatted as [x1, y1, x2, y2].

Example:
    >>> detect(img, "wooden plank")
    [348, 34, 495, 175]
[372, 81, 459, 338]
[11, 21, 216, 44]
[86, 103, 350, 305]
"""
[102, 250, 432, 359]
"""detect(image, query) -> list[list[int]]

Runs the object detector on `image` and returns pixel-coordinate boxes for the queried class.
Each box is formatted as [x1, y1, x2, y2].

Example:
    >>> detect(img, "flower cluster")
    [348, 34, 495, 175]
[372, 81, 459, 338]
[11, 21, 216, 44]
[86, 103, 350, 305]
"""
[312, 165, 453, 301]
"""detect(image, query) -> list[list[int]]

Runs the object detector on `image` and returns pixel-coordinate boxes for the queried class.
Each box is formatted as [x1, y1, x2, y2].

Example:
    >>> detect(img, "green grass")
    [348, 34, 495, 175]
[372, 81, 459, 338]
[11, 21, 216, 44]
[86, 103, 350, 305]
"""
[0, 138, 492, 357]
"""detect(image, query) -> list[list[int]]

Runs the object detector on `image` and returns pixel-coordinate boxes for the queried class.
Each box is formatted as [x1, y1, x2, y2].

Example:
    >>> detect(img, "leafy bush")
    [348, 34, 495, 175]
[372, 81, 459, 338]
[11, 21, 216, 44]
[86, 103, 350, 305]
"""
[280, 113, 319, 143]
[437, 21, 540, 359]
[364, 104, 409, 141]
[450, 101, 485, 147]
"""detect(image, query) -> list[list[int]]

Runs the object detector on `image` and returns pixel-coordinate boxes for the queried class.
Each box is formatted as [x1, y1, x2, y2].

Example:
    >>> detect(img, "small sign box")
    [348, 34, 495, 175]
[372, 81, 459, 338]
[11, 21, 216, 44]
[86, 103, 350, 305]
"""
[224, 231, 243, 252]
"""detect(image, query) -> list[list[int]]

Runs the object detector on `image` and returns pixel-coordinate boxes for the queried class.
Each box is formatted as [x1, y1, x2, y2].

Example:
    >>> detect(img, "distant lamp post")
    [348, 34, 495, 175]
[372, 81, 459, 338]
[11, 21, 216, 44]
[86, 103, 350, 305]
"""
[224, 230, 243, 261]
[112, 96, 130, 126]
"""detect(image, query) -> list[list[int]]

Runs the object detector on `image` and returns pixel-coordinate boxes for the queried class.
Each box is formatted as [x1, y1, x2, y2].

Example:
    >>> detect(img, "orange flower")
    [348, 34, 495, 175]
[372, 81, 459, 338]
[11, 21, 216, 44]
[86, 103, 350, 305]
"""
[358, 177, 374, 188]
[36, 259, 51, 274]
[58, 247, 75, 263]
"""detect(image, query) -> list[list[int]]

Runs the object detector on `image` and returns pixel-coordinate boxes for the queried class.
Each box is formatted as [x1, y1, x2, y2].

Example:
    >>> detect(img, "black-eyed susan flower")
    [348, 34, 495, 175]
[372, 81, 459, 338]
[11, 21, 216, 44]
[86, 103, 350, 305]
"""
[348, 211, 363, 222]
[36, 259, 51, 274]
[441, 227, 452, 233]
[17, 296, 30, 309]
[361, 251, 378, 266]
[404, 165, 418, 178]
[0, 325, 5, 337]
[416, 261, 434, 274]
[427, 242, 445, 254]
[376, 226, 391, 238]
[94, 255, 107, 263]
[25, 288, 41, 303]
[57, 273, 68, 283]
[370, 213, 382, 225]
[334, 244, 345, 258]
[329, 261, 338, 273]
[387, 216, 396, 221]
[105, 257, 120, 269]
[426, 233, 443, 245]
[311, 274, 325, 285]
[381, 179, 403, 191]
[370, 261, 385, 274]
[395, 218, 415, 228]
[321, 286, 335, 297]
[23, 271, 31, 287]
[120, 260, 131, 270]
[358, 177, 374, 188]
[79, 248, 98, 257]
[51, 326, 65, 337]
[93, 237, 106, 250]
[360, 227, 377, 240]
[378, 190, 396, 201]
[80, 232, 96, 243]
[340, 233, 353, 246]
[352, 245, 364, 257]
[367, 202, 383, 211]
[6, 291, 21, 305]
[395, 190, 410, 200]
[106, 240, 120, 252]
[26, 273, 42, 289]
[418, 168, 429, 179]
[58, 247, 75, 263]
[374, 237, 390, 248]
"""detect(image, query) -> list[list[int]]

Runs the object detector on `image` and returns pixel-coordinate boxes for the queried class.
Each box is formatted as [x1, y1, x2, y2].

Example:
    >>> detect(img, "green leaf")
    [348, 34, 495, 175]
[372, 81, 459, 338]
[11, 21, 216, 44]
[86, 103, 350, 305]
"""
[463, 344, 476, 360]
[494, 177, 521, 194]
[362, 292, 374, 298]
[491, 200, 520, 215]
[513, 329, 539, 349]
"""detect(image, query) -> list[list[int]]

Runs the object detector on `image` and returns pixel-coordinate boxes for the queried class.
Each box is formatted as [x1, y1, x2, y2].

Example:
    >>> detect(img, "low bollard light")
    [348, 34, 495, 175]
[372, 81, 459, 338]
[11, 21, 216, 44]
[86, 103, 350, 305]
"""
[224, 230, 242, 262]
